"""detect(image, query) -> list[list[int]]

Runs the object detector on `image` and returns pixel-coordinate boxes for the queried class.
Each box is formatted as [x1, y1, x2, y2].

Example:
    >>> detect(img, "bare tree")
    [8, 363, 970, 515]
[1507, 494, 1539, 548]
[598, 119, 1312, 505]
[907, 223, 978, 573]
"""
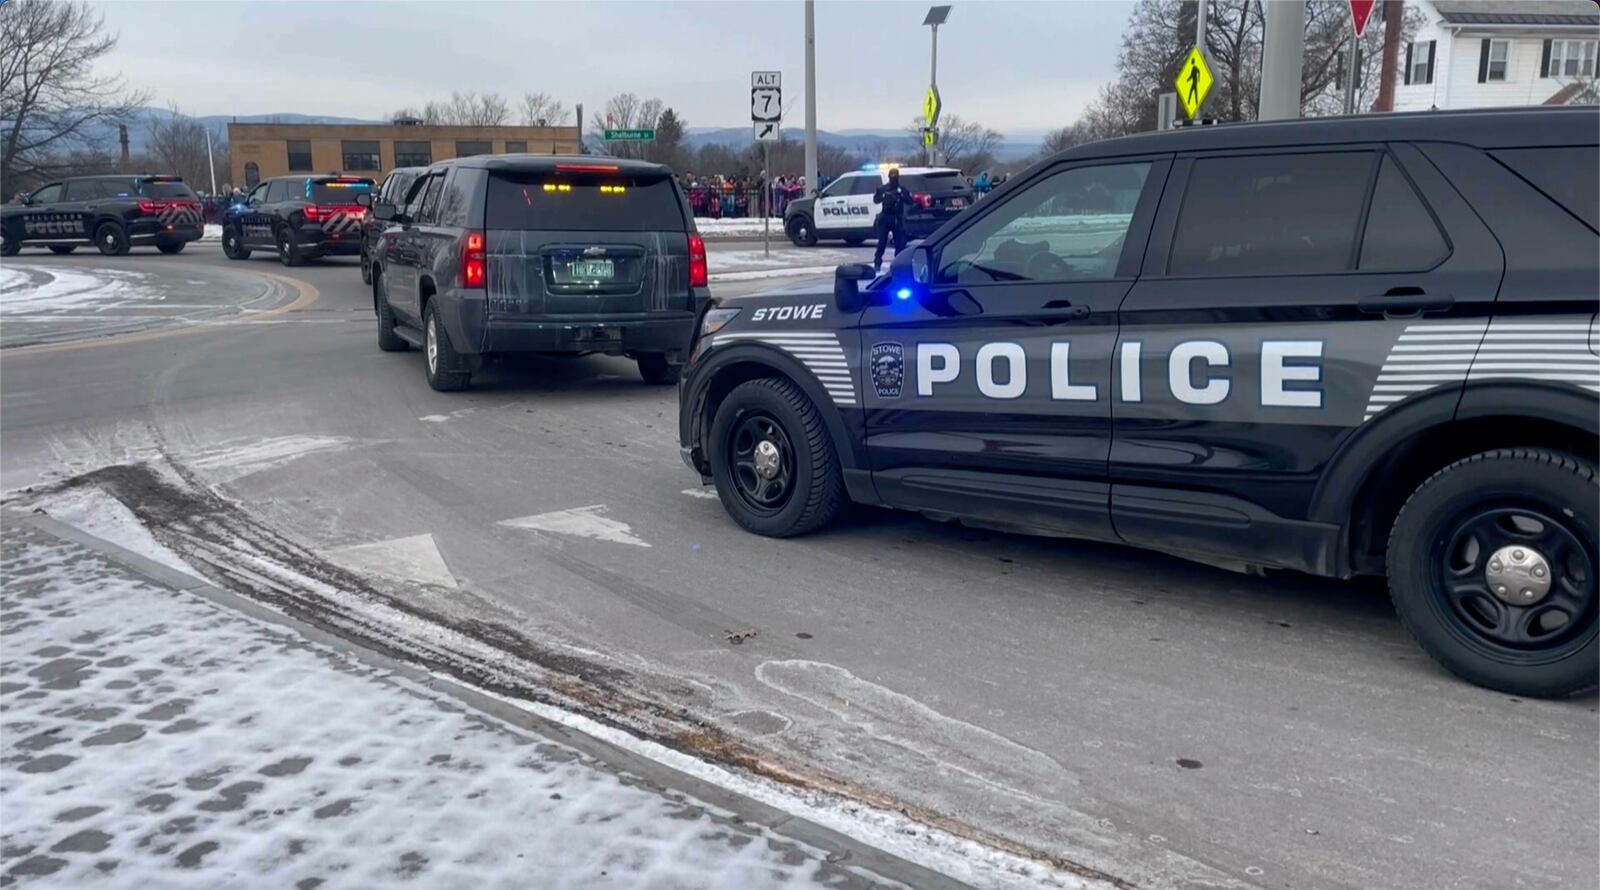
[588, 93, 667, 160]
[905, 114, 1003, 174]
[0, 0, 149, 192]
[146, 104, 216, 190]
[1041, 120, 1099, 156]
[398, 92, 511, 127]
[519, 92, 570, 126]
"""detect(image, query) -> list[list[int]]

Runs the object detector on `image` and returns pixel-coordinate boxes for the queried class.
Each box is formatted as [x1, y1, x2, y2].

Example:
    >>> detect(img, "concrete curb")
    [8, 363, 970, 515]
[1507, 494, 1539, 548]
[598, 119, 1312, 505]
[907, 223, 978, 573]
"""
[11, 509, 974, 890]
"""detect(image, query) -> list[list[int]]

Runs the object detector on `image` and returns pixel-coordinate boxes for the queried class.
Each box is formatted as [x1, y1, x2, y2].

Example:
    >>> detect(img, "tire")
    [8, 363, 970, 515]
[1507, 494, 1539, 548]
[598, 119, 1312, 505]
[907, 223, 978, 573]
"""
[636, 352, 681, 385]
[94, 222, 129, 256]
[221, 227, 251, 260]
[708, 377, 846, 537]
[360, 250, 372, 285]
[423, 302, 470, 391]
[276, 226, 302, 267]
[787, 215, 818, 247]
[0, 235, 17, 257]
[374, 271, 406, 353]
[1387, 448, 1598, 698]
[48, 245, 77, 255]
[156, 242, 185, 255]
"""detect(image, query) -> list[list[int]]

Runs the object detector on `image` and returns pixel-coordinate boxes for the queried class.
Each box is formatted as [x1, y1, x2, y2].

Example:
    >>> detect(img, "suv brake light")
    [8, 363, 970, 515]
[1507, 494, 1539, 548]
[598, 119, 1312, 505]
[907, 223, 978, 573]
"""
[688, 234, 707, 288]
[911, 193, 933, 210]
[137, 200, 169, 214]
[463, 230, 486, 288]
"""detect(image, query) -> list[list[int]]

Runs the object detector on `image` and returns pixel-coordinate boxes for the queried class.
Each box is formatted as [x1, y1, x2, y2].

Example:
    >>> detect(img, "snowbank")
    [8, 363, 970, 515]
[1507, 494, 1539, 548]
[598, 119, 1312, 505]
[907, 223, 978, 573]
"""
[0, 264, 161, 316]
[695, 217, 785, 237]
[202, 223, 222, 242]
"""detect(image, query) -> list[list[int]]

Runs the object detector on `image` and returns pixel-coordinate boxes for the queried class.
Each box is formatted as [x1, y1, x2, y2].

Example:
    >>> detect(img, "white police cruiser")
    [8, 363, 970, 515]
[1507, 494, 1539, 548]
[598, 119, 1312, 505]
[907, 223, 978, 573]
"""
[783, 165, 971, 247]
[680, 108, 1600, 698]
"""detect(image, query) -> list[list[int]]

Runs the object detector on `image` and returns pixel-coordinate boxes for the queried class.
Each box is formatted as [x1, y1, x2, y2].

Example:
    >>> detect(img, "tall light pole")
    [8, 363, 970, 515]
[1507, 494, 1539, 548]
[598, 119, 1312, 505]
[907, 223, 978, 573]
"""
[1259, 0, 1307, 120]
[924, 5, 950, 166]
[804, 0, 817, 196]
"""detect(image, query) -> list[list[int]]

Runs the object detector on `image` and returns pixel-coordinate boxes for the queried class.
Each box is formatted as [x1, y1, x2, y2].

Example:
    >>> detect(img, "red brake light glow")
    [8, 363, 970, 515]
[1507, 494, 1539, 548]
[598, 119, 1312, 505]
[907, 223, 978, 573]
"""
[912, 193, 933, 210]
[556, 164, 620, 173]
[688, 234, 707, 288]
[463, 230, 486, 288]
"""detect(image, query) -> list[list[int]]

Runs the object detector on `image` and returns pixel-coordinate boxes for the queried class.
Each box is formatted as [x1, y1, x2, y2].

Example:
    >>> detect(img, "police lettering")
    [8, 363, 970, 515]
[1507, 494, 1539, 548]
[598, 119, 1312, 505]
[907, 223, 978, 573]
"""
[821, 205, 869, 217]
[914, 339, 1324, 407]
[751, 304, 826, 322]
[22, 215, 85, 236]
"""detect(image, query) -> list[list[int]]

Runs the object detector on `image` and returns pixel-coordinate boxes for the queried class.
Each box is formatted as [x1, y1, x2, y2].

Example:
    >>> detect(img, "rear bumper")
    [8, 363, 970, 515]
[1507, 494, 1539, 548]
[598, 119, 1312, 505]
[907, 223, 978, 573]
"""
[463, 306, 698, 357]
[295, 225, 361, 256]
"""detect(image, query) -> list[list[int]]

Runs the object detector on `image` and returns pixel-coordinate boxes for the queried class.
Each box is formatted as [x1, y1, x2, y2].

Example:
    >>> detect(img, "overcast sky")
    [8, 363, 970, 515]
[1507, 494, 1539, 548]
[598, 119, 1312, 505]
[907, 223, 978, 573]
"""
[90, 0, 1134, 136]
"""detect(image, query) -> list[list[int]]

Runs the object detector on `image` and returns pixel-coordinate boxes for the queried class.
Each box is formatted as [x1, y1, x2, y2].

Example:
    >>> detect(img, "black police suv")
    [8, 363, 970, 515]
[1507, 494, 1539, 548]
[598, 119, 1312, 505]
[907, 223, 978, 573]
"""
[783, 166, 971, 247]
[679, 107, 1600, 698]
[361, 166, 425, 285]
[366, 156, 708, 391]
[1, 174, 203, 256]
[220, 174, 375, 266]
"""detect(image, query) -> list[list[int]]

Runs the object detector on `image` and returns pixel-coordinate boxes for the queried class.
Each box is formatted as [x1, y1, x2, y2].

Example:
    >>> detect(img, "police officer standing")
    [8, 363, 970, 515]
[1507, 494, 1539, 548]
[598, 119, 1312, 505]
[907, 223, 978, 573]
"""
[872, 168, 915, 271]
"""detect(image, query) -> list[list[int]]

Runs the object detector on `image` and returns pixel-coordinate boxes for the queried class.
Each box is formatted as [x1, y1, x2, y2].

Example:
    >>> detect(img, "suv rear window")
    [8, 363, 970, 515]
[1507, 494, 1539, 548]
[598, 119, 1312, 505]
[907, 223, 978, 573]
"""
[903, 171, 968, 194]
[310, 179, 372, 204]
[138, 179, 196, 199]
[1492, 146, 1598, 232]
[486, 172, 684, 231]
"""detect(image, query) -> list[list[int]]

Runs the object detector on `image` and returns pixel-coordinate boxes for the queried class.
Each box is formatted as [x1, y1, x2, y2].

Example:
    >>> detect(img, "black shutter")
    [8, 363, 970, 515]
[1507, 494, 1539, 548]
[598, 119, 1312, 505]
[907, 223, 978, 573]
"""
[1478, 39, 1491, 83]
[1404, 42, 1414, 85]
[1541, 39, 1553, 77]
[1426, 41, 1437, 84]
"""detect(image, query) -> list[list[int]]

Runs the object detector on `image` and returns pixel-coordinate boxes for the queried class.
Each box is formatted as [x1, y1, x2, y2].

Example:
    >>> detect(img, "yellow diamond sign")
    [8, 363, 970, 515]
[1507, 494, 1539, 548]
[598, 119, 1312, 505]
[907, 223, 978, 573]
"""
[923, 85, 942, 126]
[1175, 47, 1213, 119]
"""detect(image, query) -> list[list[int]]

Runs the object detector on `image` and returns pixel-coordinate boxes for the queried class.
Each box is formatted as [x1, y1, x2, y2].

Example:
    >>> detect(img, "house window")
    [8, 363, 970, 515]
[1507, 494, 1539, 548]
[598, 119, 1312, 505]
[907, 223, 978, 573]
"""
[286, 140, 313, 171]
[504, 140, 527, 153]
[394, 140, 431, 167]
[1406, 40, 1435, 85]
[1487, 39, 1510, 82]
[455, 140, 492, 157]
[1549, 39, 1598, 78]
[341, 140, 380, 171]
[244, 162, 260, 187]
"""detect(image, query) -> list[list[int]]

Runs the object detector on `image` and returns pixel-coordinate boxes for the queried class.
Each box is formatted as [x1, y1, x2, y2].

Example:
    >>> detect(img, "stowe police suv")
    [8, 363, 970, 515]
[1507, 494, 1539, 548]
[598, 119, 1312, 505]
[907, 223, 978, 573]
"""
[220, 174, 375, 266]
[783, 165, 971, 247]
[1, 174, 203, 256]
[679, 107, 1600, 698]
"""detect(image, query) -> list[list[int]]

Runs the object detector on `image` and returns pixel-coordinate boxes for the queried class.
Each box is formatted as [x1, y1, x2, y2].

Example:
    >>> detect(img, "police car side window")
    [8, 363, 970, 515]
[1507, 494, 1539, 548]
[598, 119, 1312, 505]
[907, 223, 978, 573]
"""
[819, 178, 852, 199]
[31, 184, 63, 204]
[851, 176, 881, 196]
[1359, 155, 1449, 272]
[936, 162, 1150, 285]
[1169, 152, 1372, 277]
[247, 183, 269, 205]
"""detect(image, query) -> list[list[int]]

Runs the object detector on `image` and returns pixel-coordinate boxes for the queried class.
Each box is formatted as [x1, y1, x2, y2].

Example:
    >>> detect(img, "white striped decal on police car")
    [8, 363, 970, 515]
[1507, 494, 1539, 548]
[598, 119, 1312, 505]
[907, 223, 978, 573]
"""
[1364, 319, 1600, 421]
[320, 212, 363, 236]
[712, 331, 857, 406]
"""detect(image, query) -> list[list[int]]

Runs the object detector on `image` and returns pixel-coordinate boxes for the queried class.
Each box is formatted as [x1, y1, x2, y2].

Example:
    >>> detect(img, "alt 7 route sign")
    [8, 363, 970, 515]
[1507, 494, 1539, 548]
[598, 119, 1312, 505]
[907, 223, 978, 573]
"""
[1349, 0, 1377, 37]
[1175, 47, 1213, 119]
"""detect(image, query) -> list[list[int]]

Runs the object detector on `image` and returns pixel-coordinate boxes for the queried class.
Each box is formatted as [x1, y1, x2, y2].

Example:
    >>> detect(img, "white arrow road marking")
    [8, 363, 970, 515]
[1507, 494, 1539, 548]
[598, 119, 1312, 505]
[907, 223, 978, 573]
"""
[323, 533, 458, 589]
[498, 505, 651, 548]
[681, 488, 719, 500]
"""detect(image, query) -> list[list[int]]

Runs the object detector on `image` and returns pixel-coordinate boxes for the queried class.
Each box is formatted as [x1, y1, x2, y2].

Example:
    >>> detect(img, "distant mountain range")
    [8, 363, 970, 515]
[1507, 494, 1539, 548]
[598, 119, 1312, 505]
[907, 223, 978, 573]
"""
[102, 110, 1045, 161]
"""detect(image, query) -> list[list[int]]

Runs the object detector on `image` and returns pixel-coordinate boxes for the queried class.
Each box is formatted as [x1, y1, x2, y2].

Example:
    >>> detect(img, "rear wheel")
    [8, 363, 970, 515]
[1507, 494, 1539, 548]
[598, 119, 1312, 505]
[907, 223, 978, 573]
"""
[423, 302, 470, 391]
[94, 222, 129, 256]
[375, 271, 405, 353]
[0, 235, 17, 257]
[276, 226, 302, 267]
[787, 215, 818, 247]
[1387, 448, 1598, 698]
[360, 249, 373, 285]
[221, 227, 250, 260]
[708, 377, 845, 537]
[636, 352, 680, 385]
[156, 242, 185, 255]
[48, 245, 76, 255]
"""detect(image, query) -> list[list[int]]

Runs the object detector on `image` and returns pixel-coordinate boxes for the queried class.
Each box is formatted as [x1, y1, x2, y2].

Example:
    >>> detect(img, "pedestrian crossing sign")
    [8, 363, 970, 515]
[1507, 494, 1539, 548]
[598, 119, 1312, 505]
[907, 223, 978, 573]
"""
[1175, 47, 1213, 119]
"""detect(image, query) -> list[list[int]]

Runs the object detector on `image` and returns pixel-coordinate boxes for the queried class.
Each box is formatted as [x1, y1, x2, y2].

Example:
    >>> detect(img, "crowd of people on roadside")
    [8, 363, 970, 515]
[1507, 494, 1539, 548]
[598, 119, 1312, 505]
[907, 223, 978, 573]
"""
[680, 171, 835, 219]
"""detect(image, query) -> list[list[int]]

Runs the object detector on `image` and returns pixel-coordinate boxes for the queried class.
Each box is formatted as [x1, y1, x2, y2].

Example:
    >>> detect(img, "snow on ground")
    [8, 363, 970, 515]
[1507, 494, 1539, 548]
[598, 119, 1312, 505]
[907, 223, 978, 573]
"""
[201, 224, 222, 242]
[0, 524, 906, 889]
[695, 217, 784, 237]
[27, 486, 203, 582]
[0, 266, 161, 317]
[706, 246, 870, 283]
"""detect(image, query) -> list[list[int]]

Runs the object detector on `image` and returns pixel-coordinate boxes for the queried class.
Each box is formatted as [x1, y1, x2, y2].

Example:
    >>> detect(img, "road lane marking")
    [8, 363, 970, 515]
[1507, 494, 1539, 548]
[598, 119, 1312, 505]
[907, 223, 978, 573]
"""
[323, 533, 458, 590]
[499, 505, 651, 548]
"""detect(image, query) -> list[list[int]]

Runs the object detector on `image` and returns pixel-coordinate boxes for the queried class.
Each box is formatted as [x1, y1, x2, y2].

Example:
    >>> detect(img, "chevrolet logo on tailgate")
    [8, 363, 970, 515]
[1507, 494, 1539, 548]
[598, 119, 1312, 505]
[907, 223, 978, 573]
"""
[583, 246, 607, 257]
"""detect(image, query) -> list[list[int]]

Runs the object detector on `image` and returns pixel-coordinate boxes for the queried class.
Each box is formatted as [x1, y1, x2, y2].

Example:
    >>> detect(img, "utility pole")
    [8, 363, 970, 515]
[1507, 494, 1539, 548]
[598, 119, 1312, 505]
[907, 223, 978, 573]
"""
[1342, 41, 1360, 114]
[1194, 0, 1209, 119]
[1374, 0, 1403, 112]
[205, 126, 218, 196]
[1259, 0, 1307, 120]
[804, 0, 817, 196]
[923, 6, 951, 166]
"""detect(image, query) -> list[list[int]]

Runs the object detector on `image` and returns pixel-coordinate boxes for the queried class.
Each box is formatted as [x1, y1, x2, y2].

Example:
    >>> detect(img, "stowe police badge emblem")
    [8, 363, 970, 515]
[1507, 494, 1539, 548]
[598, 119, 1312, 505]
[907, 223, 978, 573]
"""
[870, 342, 904, 399]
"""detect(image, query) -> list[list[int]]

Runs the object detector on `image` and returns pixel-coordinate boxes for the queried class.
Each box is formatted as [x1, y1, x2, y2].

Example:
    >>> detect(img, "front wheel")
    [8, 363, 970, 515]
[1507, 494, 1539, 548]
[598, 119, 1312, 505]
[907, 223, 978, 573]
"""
[48, 245, 76, 255]
[360, 249, 373, 285]
[156, 242, 185, 255]
[221, 227, 251, 260]
[375, 271, 406, 353]
[708, 378, 845, 537]
[95, 222, 129, 256]
[423, 302, 470, 391]
[1387, 448, 1598, 698]
[636, 352, 680, 385]
[787, 215, 818, 247]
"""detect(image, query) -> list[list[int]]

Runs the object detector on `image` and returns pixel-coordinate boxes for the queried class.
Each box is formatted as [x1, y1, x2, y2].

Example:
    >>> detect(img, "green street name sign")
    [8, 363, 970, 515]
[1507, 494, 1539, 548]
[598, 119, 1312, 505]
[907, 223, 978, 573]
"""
[603, 129, 655, 141]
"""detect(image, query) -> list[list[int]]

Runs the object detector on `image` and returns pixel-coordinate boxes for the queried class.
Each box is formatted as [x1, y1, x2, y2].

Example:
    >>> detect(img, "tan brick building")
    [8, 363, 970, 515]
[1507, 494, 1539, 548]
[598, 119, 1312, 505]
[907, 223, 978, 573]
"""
[227, 122, 582, 187]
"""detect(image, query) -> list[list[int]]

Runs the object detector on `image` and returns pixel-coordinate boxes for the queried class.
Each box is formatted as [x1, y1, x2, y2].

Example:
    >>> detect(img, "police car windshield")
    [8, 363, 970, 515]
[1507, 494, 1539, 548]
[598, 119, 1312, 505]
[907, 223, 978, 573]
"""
[309, 180, 370, 204]
[138, 179, 196, 199]
[902, 171, 966, 194]
[486, 172, 684, 232]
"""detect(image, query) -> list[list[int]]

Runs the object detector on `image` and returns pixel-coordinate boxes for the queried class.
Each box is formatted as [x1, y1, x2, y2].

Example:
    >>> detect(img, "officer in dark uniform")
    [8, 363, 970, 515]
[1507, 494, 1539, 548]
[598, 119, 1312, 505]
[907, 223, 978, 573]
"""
[872, 168, 915, 271]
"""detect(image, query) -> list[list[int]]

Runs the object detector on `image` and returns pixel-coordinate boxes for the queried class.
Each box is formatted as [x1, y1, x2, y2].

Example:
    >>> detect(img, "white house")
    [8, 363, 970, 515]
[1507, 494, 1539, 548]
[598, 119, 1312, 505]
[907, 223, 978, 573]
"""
[1393, 0, 1599, 111]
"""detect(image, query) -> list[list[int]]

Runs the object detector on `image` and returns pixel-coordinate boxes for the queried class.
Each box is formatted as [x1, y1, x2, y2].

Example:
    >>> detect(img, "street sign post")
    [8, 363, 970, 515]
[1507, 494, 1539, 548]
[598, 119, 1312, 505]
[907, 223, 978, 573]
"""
[602, 129, 654, 142]
[751, 70, 783, 257]
[1175, 47, 1214, 120]
[1348, 0, 1376, 37]
[1344, 0, 1375, 115]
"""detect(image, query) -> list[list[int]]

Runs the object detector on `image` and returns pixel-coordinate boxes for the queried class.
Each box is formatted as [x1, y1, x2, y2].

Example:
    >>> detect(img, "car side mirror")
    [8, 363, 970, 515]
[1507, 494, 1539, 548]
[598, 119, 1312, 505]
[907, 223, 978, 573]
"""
[19, 195, 31, 206]
[373, 201, 398, 221]
[833, 263, 876, 313]
[354, 192, 373, 208]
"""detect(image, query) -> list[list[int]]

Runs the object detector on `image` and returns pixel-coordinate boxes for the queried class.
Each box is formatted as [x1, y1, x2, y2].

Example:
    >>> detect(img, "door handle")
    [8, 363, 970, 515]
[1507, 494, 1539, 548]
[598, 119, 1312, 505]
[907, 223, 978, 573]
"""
[1041, 299, 1091, 321]
[1359, 288, 1454, 318]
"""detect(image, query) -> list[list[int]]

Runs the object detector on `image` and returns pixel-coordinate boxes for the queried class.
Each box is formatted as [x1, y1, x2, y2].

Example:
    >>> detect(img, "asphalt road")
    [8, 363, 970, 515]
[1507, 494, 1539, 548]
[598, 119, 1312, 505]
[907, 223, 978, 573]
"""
[2, 246, 1595, 890]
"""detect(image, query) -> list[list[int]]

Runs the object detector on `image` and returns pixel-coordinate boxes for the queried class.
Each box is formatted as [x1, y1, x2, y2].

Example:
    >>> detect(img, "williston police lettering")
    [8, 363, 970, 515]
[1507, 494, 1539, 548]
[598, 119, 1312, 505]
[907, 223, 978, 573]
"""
[822, 205, 869, 217]
[23, 215, 86, 236]
[914, 339, 1324, 407]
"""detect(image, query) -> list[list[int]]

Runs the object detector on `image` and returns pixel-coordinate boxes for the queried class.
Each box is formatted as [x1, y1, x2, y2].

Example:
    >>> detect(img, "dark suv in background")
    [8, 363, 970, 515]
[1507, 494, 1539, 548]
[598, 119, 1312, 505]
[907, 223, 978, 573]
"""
[1, 174, 203, 256]
[220, 174, 375, 266]
[362, 166, 424, 285]
[367, 156, 708, 391]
